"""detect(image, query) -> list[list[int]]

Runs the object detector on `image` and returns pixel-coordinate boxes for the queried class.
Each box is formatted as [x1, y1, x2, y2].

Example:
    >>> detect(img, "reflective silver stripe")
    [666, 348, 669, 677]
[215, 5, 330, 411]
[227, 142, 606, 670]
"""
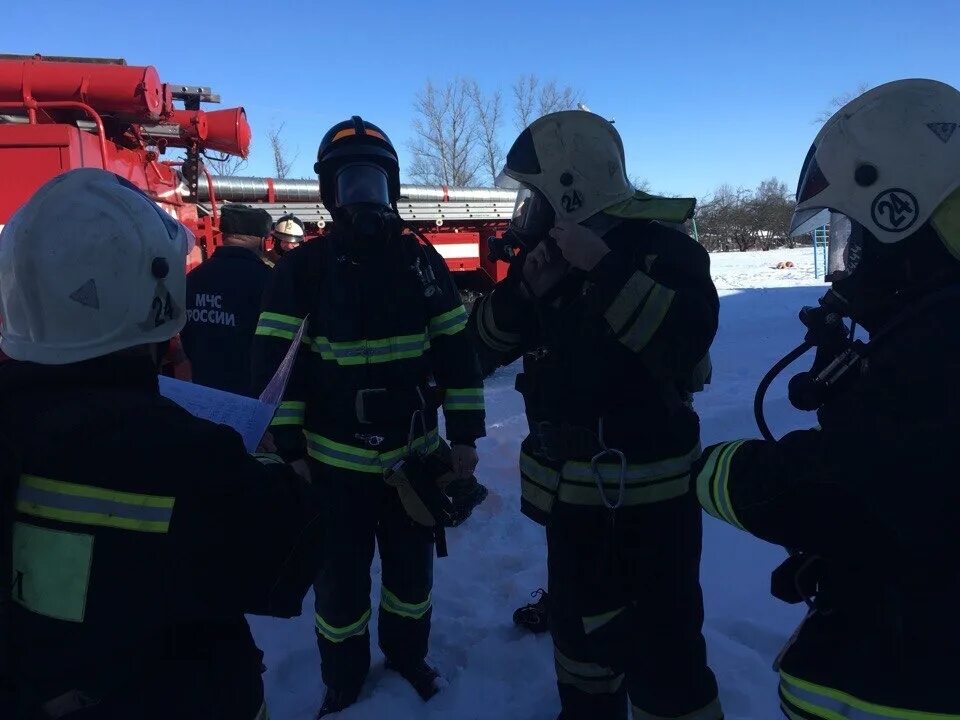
[429, 306, 468, 337]
[557, 475, 689, 506]
[779, 673, 957, 720]
[632, 697, 723, 720]
[17, 485, 174, 532]
[256, 318, 298, 333]
[554, 646, 624, 695]
[563, 444, 699, 483]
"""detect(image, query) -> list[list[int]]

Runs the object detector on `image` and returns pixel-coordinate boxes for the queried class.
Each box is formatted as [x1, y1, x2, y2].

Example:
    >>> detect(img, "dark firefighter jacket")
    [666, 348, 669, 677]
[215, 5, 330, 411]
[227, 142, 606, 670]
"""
[693, 292, 960, 719]
[251, 230, 486, 472]
[0, 354, 325, 720]
[469, 219, 718, 523]
[181, 245, 272, 396]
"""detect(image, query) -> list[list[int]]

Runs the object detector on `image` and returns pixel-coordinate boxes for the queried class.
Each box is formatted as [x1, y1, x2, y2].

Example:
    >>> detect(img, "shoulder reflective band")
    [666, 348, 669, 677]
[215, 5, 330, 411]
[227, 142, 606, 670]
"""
[443, 388, 485, 412]
[695, 441, 747, 530]
[554, 645, 624, 695]
[310, 333, 429, 366]
[617, 282, 675, 354]
[520, 452, 560, 516]
[632, 698, 724, 720]
[380, 587, 432, 620]
[12, 522, 93, 622]
[17, 475, 175, 533]
[315, 608, 371, 643]
[255, 312, 305, 341]
[305, 430, 440, 474]
[271, 400, 306, 427]
[428, 305, 468, 338]
[779, 672, 959, 720]
[559, 445, 700, 507]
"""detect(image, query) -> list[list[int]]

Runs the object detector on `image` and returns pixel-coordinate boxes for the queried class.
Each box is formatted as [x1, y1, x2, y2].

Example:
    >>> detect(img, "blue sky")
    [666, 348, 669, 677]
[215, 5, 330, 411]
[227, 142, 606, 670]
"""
[4, 0, 958, 199]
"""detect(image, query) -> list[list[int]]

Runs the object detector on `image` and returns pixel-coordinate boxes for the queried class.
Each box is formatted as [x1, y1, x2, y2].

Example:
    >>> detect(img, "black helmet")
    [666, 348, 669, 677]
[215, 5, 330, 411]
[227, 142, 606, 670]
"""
[315, 116, 400, 213]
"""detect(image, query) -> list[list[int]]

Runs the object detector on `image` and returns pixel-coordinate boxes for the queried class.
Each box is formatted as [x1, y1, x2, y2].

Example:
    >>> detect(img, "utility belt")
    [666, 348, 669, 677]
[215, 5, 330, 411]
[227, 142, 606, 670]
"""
[312, 384, 443, 428]
[519, 419, 699, 526]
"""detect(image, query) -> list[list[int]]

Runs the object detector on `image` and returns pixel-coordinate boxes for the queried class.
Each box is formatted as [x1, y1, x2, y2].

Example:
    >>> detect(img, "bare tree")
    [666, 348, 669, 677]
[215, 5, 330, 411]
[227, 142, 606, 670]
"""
[815, 82, 871, 124]
[696, 185, 755, 252]
[512, 74, 584, 130]
[467, 81, 504, 184]
[409, 79, 482, 186]
[751, 178, 794, 250]
[268, 122, 298, 179]
[203, 154, 248, 177]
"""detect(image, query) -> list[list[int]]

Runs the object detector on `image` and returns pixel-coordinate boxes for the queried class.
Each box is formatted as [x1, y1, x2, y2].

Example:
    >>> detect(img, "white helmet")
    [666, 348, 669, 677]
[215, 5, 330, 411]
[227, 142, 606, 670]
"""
[500, 110, 634, 226]
[791, 79, 960, 279]
[0, 168, 193, 364]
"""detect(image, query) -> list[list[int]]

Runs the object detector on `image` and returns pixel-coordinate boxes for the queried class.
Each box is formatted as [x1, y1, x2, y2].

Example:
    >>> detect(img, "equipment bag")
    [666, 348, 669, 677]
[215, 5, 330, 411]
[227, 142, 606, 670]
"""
[384, 453, 454, 558]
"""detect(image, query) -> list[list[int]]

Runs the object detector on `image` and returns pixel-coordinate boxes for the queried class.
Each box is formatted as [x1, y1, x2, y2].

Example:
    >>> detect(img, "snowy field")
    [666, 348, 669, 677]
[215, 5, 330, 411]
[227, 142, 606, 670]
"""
[249, 247, 828, 720]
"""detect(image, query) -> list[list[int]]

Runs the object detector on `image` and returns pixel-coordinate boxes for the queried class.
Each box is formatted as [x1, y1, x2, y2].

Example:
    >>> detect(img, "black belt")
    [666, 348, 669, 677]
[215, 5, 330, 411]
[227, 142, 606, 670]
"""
[322, 385, 443, 426]
[528, 421, 604, 462]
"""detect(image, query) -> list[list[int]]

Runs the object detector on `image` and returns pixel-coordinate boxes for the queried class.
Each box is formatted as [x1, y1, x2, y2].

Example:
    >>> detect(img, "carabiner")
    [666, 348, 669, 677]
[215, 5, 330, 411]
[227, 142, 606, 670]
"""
[590, 418, 626, 510]
[407, 408, 429, 458]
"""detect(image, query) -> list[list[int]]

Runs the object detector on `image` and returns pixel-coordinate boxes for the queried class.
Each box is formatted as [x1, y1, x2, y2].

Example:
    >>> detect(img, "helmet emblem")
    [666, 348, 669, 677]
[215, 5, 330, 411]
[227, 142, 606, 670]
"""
[871, 188, 919, 233]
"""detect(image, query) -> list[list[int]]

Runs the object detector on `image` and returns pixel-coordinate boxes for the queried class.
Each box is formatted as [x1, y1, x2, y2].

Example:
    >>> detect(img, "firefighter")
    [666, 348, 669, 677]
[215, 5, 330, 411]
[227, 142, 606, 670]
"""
[469, 110, 722, 720]
[180, 203, 274, 396]
[251, 116, 486, 717]
[0, 169, 326, 720]
[695, 79, 960, 720]
[268, 213, 306, 263]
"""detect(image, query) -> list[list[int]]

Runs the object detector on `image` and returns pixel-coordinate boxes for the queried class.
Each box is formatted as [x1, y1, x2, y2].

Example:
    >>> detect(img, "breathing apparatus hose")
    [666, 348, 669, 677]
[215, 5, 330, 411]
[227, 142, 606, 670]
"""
[753, 341, 813, 442]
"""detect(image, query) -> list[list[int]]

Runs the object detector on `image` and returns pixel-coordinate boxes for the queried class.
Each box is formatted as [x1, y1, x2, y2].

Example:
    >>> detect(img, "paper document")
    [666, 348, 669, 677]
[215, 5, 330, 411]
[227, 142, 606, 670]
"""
[159, 317, 308, 452]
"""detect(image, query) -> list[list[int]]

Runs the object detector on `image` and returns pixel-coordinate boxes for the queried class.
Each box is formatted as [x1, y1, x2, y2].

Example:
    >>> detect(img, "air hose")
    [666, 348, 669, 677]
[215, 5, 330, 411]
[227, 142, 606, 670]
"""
[753, 341, 813, 442]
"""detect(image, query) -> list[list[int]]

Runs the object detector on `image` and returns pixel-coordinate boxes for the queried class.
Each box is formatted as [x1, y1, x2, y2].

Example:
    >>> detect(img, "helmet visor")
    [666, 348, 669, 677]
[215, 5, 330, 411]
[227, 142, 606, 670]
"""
[825, 211, 864, 283]
[334, 162, 390, 208]
[511, 186, 555, 239]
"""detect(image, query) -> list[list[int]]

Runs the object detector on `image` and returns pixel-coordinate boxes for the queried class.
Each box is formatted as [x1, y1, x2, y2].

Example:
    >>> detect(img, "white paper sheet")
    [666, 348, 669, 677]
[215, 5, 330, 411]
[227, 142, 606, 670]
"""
[158, 376, 276, 453]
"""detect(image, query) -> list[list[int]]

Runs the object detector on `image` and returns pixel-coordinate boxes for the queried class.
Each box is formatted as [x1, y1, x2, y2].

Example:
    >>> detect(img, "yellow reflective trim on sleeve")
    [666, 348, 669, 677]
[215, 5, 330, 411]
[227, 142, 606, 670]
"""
[695, 445, 727, 521]
[618, 283, 675, 353]
[380, 587, 432, 620]
[271, 400, 306, 427]
[711, 441, 747, 530]
[16, 475, 174, 533]
[255, 312, 305, 340]
[428, 305, 468, 338]
[443, 387, 485, 412]
[477, 295, 522, 353]
[315, 609, 371, 643]
[604, 270, 655, 334]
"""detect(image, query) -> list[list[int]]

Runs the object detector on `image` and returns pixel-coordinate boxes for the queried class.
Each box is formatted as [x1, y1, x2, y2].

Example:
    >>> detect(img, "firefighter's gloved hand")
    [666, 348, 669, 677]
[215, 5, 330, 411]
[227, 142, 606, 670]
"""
[522, 239, 569, 297]
[449, 442, 479, 479]
[549, 221, 610, 272]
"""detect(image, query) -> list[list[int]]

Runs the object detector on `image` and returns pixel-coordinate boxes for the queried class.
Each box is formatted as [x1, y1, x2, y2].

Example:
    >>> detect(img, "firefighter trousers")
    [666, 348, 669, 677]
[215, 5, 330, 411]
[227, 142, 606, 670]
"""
[546, 492, 722, 720]
[310, 459, 435, 696]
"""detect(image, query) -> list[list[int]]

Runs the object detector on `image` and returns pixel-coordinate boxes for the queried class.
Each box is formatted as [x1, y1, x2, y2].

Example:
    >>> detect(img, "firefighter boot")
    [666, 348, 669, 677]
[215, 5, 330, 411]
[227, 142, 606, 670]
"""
[513, 589, 550, 634]
[384, 658, 441, 701]
[315, 686, 361, 719]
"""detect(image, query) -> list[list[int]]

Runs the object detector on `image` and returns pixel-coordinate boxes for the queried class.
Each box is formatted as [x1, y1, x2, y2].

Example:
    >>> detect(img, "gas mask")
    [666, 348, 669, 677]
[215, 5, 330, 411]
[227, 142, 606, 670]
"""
[488, 184, 557, 262]
[334, 162, 401, 248]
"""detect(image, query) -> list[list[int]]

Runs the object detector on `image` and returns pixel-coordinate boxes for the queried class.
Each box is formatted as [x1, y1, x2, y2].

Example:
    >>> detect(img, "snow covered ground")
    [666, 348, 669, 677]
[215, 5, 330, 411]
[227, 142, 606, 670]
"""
[249, 247, 829, 720]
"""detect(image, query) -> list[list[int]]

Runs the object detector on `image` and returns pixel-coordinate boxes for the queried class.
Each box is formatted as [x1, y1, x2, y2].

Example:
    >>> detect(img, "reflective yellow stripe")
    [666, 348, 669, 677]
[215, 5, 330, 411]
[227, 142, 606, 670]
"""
[558, 446, 698, 507]
[605, 270, 656, 334]
[380, 587, 432, 620]
[632, 697, 723, 720]
[582, 607, 625, 635]
[311, 333, 429, 366]
[271, 400, 306, 427]
[711, 441, 747, 530]
[256, 312, 304, 340]
[429, 305, 468, 338]
[315, 609, 371, 643]
[305, 430, 440, 474]
[554, 646, 624, 695]
[443, 387, 485, 412]
[521, 476, 556, 515]
[618, 282, 675, 353]
[16, 475, 174, 533]
[780, 672, 960, 720]
[695, 445, 727, 521]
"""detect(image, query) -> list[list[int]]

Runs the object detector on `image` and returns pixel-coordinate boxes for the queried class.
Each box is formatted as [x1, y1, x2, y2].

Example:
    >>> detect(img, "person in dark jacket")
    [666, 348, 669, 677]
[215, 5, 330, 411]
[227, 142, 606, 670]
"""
[0, 169, 325, 720]
[180, 203, 273, 396]
[470, 111, 721, 720]
[694, 80, 960, 720]
[251, 116, 486, 717]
